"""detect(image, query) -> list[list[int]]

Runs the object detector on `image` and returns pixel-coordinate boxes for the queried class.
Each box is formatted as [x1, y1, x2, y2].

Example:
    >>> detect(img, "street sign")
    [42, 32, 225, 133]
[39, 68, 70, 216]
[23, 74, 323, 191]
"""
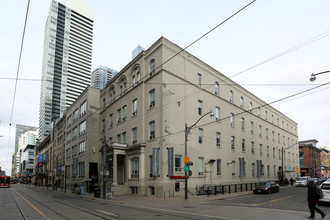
[321, 163, 324, 169]
[184, 156, 190, 163]
[184, 166, 189, 171]
[187, 161, 193, 166]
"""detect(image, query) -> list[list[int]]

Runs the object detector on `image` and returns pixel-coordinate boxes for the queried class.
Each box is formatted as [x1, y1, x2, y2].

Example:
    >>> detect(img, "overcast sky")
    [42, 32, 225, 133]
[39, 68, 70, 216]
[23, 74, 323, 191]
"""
[1, 0, 330, 175]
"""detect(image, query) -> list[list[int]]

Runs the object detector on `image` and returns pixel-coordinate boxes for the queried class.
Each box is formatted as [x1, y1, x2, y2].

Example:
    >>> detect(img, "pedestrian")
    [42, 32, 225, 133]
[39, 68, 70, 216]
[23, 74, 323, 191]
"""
[290, 177, 294, 186]
[307, 180, 326, 219]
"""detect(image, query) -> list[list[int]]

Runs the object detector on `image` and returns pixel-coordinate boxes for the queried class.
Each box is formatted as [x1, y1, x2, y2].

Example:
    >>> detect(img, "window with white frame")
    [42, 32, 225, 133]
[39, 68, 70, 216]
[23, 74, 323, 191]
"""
[149, 89, 155, 108]
[198, 157, 204, 175]
[239, 158, 245, 177]
[79, 120, 86, 135]
[259, 125, 262, 137]
[198, 128, 203, 144]
[79, 141, 85, 155]
[249, 102, 253, 112]
[216, 132, 221, 147]
[137, 70, 141, 83]
[215, 82, 219, 95]
[232, 161, 236, 176]
[132, 127, 137, 144]
[257, 107, 260, 116]
[80, 101, 86, 116]
[131, 157, 139, 178]
[149, 121, 155, 140]
[197, 73, 201, 87]
[132, 99, 137, 116]
[240, 96, 244, 108]
[230, 113, 234, 127]
[73, 126, 78, 139]
[175, 154, 182, 172]
[217, 159, 221, 175]
[229, 90, 234, 103]
[215, 106, 220, 120]
[241, 117, 245, 130]
[198, 100, 203, 115]
[73, 109, 78, 121]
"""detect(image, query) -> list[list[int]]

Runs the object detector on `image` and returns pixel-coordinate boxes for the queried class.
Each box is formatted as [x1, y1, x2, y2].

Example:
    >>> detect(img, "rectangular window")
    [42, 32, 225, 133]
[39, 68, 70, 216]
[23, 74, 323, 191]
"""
[198, 157, 204, 175]
[67, 131, 71, 142]
[109, 114, 113, 127]
[199, 128, 203, 144]
[273, 148, 275, 158]
[132, 99, 137, 116]
[117, 109, 122, 123]
[132, 127, 137, 144]
[73, 126, 78, 138]
[232, 161, 236, 176]
[79, 120, 86, 135]
[175, 155, 182, 172]
[72, 145, 77, 156]
[251, 141, 255, 154]
[149, 121, 155, 140]
[267, 146, 269, 157]
[67, 115, 72, 127]
[260, 144, 263, 156]
[242, 139, 245, 152]
[198, 100, 203, 115]
[79, 141, 85, 155]
[252, 163, 255, 176]
[197, 73, 201, 87]
[239, 158, 245, 177]
[122, 106, 127, 121]
[122, 132, 127, 144]
[217, 159, 221, 176]
[250, 122, 254, 134]
[80, 101, 87, 116]
[215, 106, 220, 120]
[117, 134, 121, 143]
[73, 109, 78, 121]
[259, 125, 262, 137]
[241, 117, 245, 130]
[131, 157, 139, 178]
[78, 162, 85, 177]
[216, 132, 221, 147]
[230, 113, 234, 127]
[149, 89, 155, 108]
[231, 136, 235, 150]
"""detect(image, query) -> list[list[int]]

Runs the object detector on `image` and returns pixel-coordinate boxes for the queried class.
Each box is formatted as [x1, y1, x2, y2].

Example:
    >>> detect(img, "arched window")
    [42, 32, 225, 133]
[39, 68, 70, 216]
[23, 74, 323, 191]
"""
[119, 77, 127, 96]
[229, 90, 234, 103]
[149, 59, 155, 76]
[215, 82, 219, 95]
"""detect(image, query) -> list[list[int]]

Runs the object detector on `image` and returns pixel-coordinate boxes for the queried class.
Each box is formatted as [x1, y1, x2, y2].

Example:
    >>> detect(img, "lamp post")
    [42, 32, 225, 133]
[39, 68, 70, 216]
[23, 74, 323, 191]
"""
[309, 71, 330, 82]
[184, 110, 214, 200]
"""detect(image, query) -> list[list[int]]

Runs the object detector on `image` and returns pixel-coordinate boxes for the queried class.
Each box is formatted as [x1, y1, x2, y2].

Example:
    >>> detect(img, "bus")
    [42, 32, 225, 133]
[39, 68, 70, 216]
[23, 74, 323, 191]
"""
[0, 176, 11, 188]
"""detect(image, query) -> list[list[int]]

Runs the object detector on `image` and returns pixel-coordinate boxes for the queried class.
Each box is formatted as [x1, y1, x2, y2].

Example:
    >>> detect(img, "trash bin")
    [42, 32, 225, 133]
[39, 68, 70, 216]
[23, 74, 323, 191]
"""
[94, 187, 100, 198]
[80, 186, 85, 196]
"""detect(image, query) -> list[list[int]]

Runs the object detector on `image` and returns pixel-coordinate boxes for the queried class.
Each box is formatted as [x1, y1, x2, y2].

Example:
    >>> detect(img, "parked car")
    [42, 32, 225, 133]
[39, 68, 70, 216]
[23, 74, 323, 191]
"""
[319, 180, 330, 205]
[318, 177, 328, 185]
[253, 182, 280, 194]
[295, 176, 311, 187]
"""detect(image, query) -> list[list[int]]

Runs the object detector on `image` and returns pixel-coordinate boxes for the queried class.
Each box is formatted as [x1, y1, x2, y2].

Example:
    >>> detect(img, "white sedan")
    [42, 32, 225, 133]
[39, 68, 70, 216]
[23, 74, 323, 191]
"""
[319, 181, 330, 205]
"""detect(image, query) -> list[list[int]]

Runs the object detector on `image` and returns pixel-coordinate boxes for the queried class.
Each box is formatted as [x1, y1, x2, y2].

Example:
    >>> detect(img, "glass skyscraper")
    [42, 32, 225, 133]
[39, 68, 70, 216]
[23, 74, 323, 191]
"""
[38, 0, 94, 140]
[91, 65, 117, 90]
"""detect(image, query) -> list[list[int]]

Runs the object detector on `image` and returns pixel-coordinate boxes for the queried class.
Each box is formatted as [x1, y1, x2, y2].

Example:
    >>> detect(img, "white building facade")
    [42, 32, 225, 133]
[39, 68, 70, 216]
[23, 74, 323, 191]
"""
[99, 37, 299, 197]
[38, 0, 94, 140]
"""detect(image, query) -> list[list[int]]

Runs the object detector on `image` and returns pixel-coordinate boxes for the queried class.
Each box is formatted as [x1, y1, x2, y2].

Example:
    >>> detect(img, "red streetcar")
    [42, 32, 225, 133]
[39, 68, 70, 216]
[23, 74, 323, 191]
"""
[0, 176, 11, 188]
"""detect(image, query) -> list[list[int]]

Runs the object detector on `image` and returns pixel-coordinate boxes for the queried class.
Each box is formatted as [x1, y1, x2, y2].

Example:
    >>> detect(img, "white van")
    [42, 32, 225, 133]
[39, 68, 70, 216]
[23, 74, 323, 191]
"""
[295, 176, 311, 187]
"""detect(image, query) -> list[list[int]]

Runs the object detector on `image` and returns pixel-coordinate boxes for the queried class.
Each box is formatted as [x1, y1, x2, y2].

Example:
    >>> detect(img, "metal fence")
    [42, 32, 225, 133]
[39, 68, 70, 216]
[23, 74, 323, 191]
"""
[195, 183, 260, 196]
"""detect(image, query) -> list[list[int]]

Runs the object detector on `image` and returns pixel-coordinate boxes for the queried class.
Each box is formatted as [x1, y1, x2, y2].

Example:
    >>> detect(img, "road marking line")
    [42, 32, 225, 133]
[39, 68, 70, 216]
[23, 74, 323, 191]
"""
[12, 188, 50, 220]
[96, 209, 118, 217]
[269, 196, 292, 203]
[255, 202, 265, 206]
[125, 204, 240, 220]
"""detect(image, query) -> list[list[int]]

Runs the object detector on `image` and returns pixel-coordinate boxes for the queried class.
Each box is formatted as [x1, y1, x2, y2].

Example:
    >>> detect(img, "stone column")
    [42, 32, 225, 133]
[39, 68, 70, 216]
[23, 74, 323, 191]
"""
[113, 153, 118, 185]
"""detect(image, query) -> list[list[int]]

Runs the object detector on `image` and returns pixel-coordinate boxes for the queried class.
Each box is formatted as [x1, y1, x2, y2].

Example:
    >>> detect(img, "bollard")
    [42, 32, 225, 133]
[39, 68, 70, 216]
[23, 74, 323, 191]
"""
[229, 185, 231, 193]
[235, 184, 237, 193]
[222, 185, 224, 194]
[241, 184, 243, 192]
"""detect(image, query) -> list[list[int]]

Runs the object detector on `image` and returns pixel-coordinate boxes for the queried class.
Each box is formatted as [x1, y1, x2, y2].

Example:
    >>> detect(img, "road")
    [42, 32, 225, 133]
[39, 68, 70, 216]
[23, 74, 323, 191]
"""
[1, 184, 330, 219]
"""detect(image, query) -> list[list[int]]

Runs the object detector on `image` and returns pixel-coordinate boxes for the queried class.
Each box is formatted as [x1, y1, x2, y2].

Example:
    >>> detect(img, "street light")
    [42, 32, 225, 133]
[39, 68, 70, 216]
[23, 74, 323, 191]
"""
[309, 71, 330, 82]
[184, 110, 214, 200]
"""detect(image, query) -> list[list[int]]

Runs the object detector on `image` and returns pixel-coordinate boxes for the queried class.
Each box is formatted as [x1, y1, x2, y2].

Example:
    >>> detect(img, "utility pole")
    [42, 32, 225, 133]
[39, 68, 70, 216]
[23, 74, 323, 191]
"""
[102, 134, 106, 199]
[281, 146, 284, 186]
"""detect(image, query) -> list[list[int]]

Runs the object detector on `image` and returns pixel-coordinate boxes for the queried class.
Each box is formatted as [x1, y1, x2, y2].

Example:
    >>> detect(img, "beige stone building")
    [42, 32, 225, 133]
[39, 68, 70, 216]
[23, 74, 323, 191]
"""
[64, 87, 101, 192]
[99, 37, 299, 197]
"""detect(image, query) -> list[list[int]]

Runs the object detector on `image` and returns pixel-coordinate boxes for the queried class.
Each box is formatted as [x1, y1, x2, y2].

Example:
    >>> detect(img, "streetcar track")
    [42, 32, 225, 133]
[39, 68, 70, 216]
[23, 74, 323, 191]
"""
[9, 189, 28, 220]
[13, 186, 117, 220]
